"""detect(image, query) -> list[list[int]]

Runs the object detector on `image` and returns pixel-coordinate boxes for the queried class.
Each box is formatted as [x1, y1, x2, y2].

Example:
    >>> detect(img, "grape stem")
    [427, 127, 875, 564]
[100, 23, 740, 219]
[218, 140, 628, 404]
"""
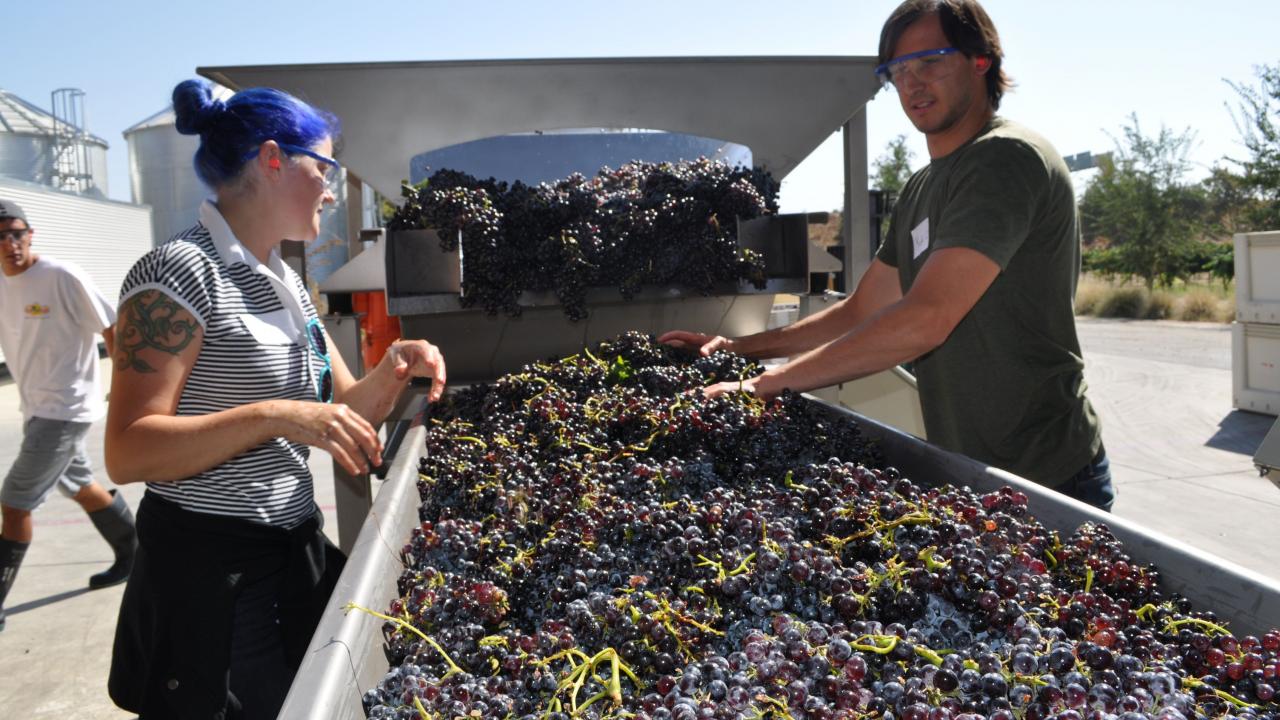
[849, 634, 949, 667]
[1182, 676, 1260, 709]
[838, 511, 934, 544]
[343, 602, 465, 679]
[1165, 617, 1232, 637]
[783, 471, 812, 492]
[583, 346, 608, 370]
[751, 693, 798, 720]
[695, 552, 756, 581]
[545, 647, 642, 716]
[918, 546, 951, 571]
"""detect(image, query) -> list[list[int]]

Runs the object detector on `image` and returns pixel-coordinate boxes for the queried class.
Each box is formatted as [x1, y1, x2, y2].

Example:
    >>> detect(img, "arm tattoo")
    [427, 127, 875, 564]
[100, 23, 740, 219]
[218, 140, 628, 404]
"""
[116, 291, 200, 373]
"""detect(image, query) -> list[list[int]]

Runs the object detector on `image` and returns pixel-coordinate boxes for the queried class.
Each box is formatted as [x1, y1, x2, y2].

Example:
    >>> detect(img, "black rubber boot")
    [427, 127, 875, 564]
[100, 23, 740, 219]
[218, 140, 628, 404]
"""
[87, 490, 136, 590]
[0, 537, 31, 632]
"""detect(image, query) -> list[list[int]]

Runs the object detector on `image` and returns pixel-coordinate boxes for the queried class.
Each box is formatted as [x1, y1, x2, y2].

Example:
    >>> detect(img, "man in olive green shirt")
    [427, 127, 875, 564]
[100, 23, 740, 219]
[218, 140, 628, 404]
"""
[660, 0, 1112, 510]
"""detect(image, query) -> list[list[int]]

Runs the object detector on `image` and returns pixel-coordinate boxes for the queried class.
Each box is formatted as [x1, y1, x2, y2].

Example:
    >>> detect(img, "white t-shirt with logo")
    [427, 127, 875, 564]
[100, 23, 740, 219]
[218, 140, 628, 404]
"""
[0, 256, 117, 422]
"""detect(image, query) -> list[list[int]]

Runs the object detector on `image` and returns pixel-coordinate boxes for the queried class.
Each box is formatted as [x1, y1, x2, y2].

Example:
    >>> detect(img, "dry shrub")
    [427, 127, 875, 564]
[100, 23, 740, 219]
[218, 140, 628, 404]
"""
[1178, 289, 1226, 322]
[1221, 295, 1237, 323]
[1095, 286, 1150, 319]
[1074, 276, 1108, 316]
[1145, 290, 1175, 319]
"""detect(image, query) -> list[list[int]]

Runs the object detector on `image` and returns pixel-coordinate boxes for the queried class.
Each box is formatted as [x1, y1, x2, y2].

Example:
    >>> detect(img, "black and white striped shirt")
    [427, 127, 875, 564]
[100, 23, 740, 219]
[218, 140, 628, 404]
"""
[119, 201, 326, 528]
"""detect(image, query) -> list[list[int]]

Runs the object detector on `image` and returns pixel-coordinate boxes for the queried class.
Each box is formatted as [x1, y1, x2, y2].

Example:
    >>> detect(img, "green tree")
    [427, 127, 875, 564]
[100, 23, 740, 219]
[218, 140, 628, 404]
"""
[871, 135, 915, 239]
[872, 134, 915, 194]
[1079, 115, 1205, 289]
[1227, 63, 1280, 230]
[1199, 166, 1261, 237]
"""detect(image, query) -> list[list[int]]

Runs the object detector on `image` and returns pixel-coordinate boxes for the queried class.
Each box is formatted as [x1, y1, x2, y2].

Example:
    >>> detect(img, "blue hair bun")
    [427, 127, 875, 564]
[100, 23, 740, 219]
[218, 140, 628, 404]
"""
[172, 79, 339, 188]
[172, 79, 226, 136]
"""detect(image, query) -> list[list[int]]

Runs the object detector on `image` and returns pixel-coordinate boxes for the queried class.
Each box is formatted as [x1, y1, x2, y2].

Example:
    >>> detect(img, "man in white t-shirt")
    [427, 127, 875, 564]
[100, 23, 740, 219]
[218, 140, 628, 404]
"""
[0, 199, 136, 632]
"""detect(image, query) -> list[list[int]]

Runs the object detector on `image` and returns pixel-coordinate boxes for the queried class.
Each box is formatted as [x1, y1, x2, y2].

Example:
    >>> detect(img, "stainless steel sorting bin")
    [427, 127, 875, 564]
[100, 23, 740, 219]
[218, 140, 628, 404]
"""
[280, 400, 1280, 719]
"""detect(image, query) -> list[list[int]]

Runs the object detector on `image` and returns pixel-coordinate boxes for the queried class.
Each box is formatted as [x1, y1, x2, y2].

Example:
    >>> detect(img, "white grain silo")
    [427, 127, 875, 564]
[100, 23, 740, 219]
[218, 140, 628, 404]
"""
[0, 88, 110, 197]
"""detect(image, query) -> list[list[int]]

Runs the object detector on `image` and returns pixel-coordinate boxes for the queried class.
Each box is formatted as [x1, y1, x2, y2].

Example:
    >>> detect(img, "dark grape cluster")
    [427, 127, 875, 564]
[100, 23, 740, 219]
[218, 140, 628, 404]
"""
[385, 158, 776, 319]
[358, 333, 1280, 720]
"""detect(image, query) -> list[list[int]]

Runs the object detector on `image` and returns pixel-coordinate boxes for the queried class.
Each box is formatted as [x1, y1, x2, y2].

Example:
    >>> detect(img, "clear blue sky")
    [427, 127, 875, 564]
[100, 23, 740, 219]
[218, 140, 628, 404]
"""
[7, 0, 1277, 213]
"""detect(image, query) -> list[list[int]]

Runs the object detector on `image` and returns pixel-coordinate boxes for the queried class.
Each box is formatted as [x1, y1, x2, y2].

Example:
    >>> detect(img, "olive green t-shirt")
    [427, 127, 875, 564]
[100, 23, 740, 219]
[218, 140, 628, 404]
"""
[876, 117, 1101, 488]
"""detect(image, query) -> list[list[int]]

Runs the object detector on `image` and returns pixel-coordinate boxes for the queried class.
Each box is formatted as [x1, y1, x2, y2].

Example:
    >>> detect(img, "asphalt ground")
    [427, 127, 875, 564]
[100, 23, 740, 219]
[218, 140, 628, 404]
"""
[1072, 317, 1279, 581]
[0, 317, 1276, 717]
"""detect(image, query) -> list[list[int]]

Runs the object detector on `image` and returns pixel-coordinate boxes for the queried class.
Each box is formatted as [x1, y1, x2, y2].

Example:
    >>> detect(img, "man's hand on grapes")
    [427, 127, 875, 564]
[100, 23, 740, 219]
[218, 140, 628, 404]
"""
[699, 374, 780, 401]
[657, 330, 736, 357]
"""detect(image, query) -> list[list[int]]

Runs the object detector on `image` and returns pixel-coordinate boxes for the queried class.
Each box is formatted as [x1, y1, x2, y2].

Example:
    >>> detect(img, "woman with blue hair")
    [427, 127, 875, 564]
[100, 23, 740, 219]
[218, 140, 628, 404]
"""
[104, 79, 447, 719]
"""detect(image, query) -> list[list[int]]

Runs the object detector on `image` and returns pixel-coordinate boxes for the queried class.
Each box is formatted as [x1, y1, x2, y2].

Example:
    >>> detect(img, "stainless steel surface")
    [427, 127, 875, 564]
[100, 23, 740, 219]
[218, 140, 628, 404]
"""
[321, 233, 386, 293]
[396, 290, 789, 383]
[808, 241, 844, 273]
[842, 109, 873, 281]
[0, 131, 53, 184]
[391, 278, 805, 316]
[738, 215, 812, 279]
[377, 217, 813, 326]
[124, 115, 206, 247]
[410, 130, 751, 187]
[87, 143, 109, 198]
[198, 57, 881, 200]
[279, 423, 426, 720]
[323, 314, 370, 554]
[284, 397, 1280, 717]
[385, 229, 461, 295]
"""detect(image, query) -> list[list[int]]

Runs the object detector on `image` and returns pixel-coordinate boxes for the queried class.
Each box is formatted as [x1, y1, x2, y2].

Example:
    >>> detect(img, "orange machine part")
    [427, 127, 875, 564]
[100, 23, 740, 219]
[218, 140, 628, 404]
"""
[352, 291, 402, 373]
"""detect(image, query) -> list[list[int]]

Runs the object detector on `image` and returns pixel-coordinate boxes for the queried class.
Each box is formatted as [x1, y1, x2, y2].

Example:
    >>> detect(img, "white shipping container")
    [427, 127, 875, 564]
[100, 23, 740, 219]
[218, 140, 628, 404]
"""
[1234, 231, 1280, 324]
[0, 178, 153, 365]
[1233, 321, 1280, 416]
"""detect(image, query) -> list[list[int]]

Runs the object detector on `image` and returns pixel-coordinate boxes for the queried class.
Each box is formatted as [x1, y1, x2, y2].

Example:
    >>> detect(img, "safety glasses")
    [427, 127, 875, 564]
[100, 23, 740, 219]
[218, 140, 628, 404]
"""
[242, 142, 342, 187]
[0, 228, 31, 245]
[875, 47, 961, 90]
[305, 318, 334, 403]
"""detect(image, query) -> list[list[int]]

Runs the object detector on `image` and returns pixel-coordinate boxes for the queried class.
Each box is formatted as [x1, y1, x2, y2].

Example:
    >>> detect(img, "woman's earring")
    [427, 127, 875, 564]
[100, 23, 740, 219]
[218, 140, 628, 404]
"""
[269, 157, 281, 170]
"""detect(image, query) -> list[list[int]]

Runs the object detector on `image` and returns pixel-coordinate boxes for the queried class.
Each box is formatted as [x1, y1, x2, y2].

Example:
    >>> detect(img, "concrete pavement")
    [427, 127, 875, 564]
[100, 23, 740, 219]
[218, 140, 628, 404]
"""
[0, 359, 346, 718]
[1076, 317, 1280, 581]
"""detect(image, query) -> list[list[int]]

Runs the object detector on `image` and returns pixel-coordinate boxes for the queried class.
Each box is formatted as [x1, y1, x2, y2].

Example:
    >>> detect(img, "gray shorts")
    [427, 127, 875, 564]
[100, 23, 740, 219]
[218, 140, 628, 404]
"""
[1, 417, 96, 511]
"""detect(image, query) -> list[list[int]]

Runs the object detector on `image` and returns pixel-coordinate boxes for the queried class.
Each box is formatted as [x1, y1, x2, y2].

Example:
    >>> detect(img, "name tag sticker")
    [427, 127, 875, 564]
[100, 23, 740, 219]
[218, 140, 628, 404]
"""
[911, 218, 930, 259]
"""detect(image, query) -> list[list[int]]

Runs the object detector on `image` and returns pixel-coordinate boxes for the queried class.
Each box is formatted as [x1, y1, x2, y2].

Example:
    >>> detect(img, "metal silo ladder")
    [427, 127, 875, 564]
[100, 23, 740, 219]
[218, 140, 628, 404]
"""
[49, 88, 96, 195]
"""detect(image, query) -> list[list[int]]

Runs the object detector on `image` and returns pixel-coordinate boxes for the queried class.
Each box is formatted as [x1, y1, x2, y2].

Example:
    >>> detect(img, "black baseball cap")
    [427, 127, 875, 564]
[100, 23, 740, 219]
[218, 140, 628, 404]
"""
[0, 200, 28, 225]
